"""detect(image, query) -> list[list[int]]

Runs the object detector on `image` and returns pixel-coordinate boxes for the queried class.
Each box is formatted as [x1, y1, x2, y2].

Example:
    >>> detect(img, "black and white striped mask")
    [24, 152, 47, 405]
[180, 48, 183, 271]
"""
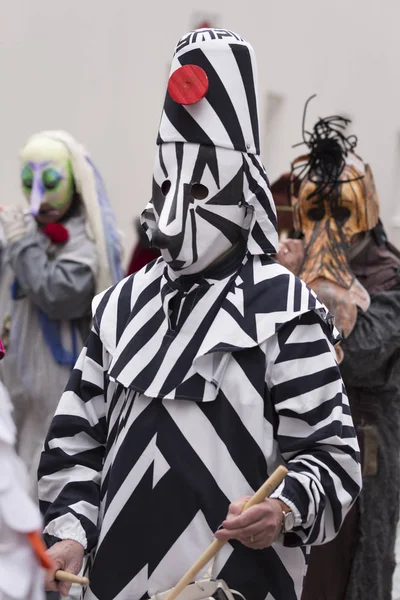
[143, 142, 250, 274]
[142, 28, 278, 274]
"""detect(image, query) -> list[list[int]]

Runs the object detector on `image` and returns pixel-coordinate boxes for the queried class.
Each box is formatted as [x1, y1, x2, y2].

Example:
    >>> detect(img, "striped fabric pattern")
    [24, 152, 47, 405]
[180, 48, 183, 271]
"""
[159, 30, 260, 155]
[38, 256, 361, 600]
[146, 27, 279, 267]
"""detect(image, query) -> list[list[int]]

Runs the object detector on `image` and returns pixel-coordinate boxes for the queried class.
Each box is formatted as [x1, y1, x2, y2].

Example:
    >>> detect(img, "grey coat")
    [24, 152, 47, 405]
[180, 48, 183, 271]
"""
[0, 213, 97, 495]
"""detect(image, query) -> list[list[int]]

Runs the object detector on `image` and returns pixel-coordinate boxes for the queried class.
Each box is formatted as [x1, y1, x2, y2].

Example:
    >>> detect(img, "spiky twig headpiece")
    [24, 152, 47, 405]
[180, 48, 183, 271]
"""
[291, 95, 362, 202]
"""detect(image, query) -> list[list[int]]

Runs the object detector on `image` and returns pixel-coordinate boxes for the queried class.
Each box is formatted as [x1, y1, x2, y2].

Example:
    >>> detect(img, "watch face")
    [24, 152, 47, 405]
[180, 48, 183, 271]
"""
[284, 511, 295, 532]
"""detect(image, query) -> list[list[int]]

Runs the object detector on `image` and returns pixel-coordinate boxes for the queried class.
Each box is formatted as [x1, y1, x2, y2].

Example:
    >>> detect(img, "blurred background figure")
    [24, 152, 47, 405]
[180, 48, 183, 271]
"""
[276, 103, 400, 600]
[126, 217, 160, 275]
[0, 131, 123, 499]
[270, 173, 295, 240]
[0, 338, 48, 600]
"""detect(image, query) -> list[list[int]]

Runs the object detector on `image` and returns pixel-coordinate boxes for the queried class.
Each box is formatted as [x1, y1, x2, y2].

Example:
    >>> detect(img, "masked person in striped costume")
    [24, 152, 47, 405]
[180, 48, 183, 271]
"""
[39, 29, 361, 600]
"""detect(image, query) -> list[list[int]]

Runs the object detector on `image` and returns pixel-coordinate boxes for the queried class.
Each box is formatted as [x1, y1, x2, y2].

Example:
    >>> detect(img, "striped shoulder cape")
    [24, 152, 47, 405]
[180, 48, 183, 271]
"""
[93, 253, 336, 403]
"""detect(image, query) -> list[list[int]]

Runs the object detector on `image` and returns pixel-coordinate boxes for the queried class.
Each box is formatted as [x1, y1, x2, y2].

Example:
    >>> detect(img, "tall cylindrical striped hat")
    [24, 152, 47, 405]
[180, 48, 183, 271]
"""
[143, 28, 278, 261]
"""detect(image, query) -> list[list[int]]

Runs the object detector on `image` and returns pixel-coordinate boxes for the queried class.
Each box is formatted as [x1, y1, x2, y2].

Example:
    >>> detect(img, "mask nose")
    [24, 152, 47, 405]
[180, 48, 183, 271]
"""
[29, 190, 42, 216]
[152, 229, 181, 253]
[29, 173, 44, 216]
[300, 219, 354, 289]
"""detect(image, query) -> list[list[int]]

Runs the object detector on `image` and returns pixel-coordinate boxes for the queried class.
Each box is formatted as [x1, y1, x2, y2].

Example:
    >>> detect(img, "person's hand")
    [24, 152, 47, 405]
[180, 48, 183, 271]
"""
[214, 497, 282, 550]
[311, 276, 370, 338]
[276, 239, 305, 275]
[0, 206, 27, 244]
[44, 539, 85, 597]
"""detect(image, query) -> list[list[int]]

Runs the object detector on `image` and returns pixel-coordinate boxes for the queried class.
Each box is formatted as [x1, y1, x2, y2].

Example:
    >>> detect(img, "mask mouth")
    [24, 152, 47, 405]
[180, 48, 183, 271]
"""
[34, 204, 62, 224]
[38, 206, 60, 217]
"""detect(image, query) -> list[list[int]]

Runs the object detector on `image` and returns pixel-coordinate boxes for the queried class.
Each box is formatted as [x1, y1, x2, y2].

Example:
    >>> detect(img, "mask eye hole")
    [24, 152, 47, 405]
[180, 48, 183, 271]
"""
[191, 183, 208, 200]
[161, 180, 171, 196]
[42, 168, 62, 190]
[21, 165, 33, 190]
[332, 206, 351, 225]
[307, 207, 325, 221]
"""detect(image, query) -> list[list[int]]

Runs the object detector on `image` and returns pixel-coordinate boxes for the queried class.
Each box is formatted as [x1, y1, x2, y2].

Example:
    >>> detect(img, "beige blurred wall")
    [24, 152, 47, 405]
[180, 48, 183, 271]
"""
[1, 0, 399, 263]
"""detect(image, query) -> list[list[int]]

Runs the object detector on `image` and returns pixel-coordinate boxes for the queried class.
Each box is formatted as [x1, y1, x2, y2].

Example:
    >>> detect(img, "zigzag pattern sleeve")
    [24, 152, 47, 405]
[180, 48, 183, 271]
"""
[38, 323, 108, 552]
[266, 311, 362, 546]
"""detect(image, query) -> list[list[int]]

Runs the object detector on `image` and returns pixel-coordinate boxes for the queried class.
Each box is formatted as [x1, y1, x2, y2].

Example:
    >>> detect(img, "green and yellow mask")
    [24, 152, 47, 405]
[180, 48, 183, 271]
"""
[20, 137, 74, 224]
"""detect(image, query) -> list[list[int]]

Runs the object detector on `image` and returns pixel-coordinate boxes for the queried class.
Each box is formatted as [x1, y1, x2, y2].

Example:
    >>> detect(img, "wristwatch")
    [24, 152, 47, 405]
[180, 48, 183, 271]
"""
[277, 500, 295, 533]
[281, 509, 295, 533]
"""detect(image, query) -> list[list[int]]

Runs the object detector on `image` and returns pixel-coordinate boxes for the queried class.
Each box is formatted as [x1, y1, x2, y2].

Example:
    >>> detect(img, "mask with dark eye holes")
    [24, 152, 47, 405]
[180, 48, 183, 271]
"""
[291, 152, 380, 289]
[143, 142, 251, 275]
[290, 144, 380, 340]
[141, 27, 280, 276]
[289, 99, 380, 292]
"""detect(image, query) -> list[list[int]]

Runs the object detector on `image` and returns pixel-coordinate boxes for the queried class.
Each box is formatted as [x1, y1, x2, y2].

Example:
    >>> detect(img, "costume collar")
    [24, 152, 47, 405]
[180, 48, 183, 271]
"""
[95, 255, 335, 402]
[165, 236, 247, 291]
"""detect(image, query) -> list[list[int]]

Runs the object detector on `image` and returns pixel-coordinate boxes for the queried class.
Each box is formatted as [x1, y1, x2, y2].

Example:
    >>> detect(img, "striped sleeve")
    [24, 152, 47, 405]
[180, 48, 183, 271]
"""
[266, 311, 362, 546]
[38, 324, 108, 552]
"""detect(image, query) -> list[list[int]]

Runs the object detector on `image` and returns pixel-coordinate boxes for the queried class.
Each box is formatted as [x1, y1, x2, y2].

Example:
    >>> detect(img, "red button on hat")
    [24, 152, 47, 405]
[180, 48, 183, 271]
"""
[168, 65, 209, 105]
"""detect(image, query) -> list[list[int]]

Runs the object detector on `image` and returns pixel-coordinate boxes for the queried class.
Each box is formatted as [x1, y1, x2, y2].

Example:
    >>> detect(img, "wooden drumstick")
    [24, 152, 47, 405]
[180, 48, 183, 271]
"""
[55, 570, 90, 586]
[165, 465, 289, 600]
